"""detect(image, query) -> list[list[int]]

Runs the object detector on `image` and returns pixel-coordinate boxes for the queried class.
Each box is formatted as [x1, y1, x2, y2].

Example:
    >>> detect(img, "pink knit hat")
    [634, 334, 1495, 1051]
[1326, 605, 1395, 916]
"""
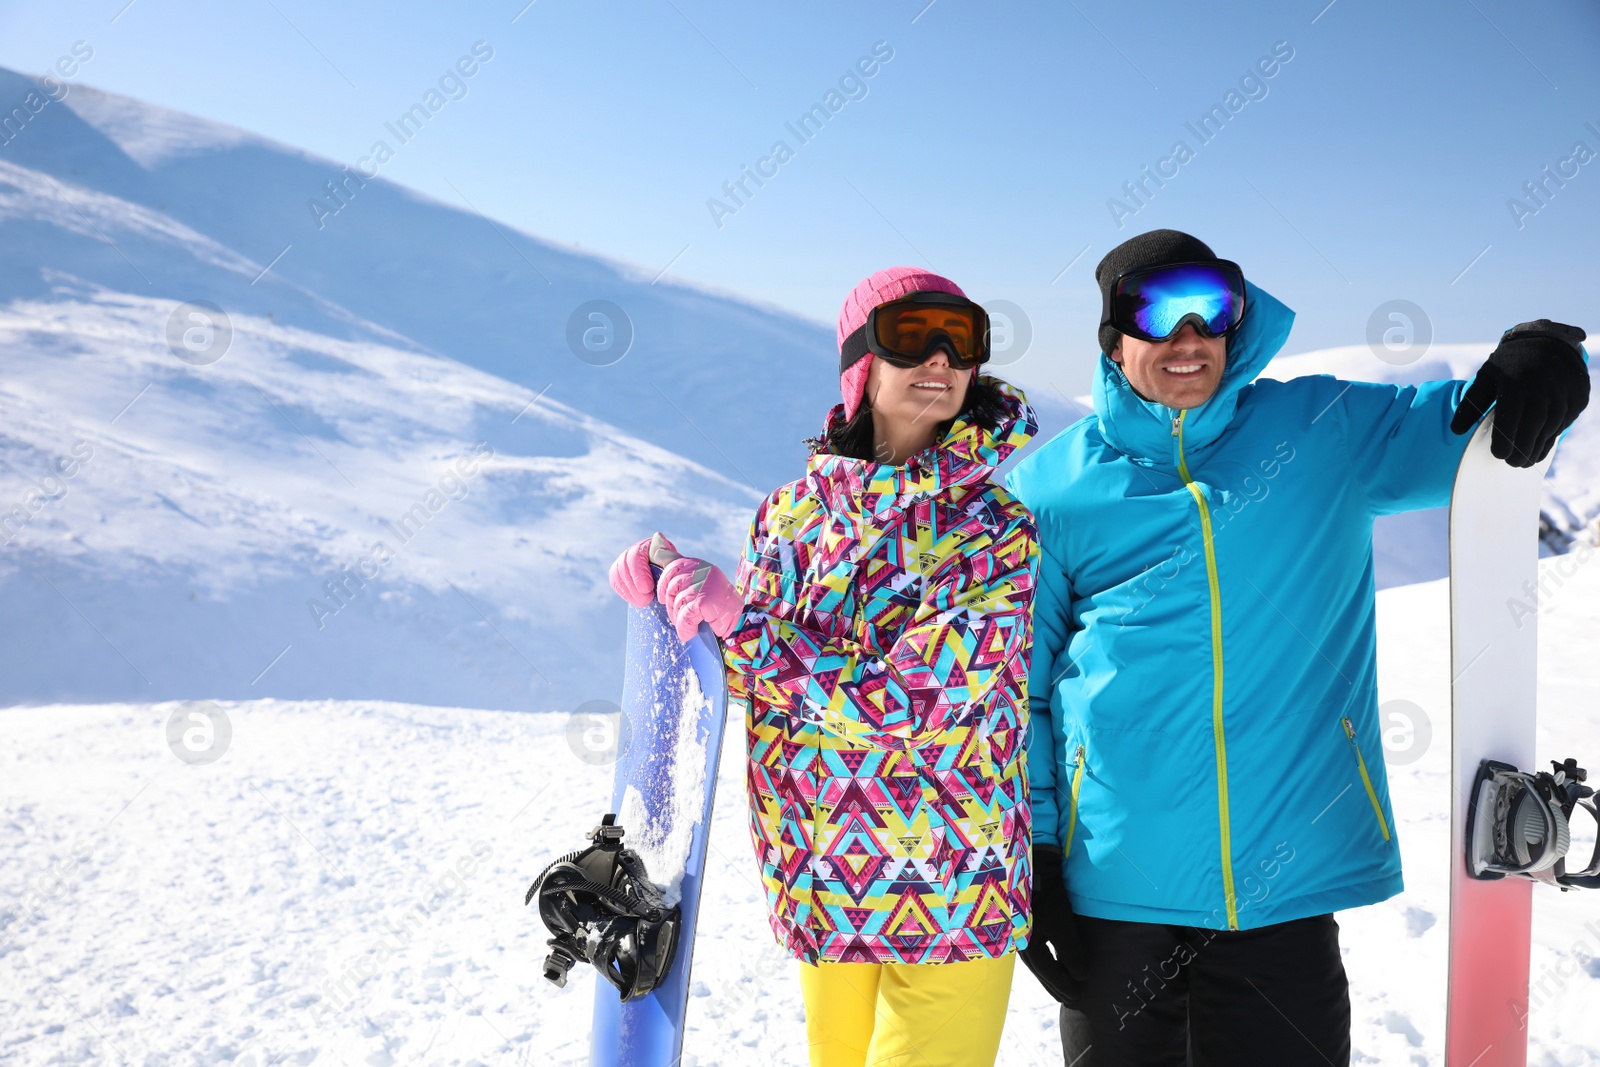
[837, 266, 969, 420]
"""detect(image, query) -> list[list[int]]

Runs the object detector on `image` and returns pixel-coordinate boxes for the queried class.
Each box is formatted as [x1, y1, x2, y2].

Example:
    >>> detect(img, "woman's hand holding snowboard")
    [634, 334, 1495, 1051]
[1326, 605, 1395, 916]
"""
[608, 532, 675, 607]
[656, 557, 740, 641]
[607, 532, 740, 641]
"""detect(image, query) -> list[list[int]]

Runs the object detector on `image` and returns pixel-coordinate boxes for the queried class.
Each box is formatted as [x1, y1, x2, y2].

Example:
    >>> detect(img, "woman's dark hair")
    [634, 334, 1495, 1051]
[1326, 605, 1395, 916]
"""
[805, 374, 1011, 462]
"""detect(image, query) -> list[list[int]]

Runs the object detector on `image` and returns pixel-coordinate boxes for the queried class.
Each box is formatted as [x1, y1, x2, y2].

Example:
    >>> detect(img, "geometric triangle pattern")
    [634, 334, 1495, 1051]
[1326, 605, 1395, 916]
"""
[727, 379, 1041, 964]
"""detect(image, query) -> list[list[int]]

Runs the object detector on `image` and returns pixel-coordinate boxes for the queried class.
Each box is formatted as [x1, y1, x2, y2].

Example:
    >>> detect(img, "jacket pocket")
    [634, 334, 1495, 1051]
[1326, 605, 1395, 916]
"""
[1063, 743, 1087, 853]
[1341, 717, 1392, 842]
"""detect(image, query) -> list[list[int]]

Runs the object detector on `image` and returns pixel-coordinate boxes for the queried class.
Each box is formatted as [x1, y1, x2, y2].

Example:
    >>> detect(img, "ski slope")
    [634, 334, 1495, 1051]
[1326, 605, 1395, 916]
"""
[3, 559, 1599, 1066]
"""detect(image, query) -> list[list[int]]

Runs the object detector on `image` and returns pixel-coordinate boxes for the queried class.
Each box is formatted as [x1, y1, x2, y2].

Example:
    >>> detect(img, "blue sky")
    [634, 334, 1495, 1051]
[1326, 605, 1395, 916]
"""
[1, 0, 1597, 389]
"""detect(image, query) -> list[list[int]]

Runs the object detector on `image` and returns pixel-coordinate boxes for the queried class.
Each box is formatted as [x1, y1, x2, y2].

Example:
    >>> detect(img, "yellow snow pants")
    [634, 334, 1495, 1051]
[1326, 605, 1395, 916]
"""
[798, 953, 1015, 1067]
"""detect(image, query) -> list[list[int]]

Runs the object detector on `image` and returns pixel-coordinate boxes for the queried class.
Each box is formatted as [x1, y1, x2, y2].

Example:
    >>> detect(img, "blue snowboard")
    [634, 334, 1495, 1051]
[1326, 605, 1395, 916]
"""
[591, 597, 729, 1067]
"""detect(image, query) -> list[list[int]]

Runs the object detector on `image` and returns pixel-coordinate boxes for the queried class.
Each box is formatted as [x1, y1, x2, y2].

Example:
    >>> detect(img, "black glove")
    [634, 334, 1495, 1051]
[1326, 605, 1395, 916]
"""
[1019, 845, 1089, 1007]
[1450, 319, 1590, 467]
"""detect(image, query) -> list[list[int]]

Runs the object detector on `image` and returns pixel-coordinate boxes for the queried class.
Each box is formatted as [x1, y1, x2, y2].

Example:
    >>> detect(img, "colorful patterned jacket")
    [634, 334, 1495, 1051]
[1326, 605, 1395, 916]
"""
[724, 378, 1040, 964]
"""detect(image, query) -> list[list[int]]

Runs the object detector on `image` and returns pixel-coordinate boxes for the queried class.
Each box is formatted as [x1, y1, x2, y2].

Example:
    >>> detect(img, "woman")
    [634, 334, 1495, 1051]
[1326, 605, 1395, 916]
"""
[608, 267, 1039, 1067]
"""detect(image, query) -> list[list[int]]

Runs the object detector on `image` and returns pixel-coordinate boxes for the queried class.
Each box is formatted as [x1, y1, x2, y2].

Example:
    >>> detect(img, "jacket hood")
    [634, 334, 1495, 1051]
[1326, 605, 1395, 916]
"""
[808, 377, 1037, 517]
[1092, 280, 1296, 464]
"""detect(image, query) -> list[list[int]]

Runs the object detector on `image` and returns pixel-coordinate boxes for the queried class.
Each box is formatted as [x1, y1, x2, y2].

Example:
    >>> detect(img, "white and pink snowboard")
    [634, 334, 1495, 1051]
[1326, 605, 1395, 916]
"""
[1445, 416, 1554, 1067]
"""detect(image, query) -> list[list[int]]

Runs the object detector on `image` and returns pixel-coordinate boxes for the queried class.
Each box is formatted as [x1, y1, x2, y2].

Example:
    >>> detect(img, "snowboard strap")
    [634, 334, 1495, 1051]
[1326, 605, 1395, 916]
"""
[1556, 794, 1600, 890]
[1468, 758, 1600, 890]
[525, 814, 681, 1002]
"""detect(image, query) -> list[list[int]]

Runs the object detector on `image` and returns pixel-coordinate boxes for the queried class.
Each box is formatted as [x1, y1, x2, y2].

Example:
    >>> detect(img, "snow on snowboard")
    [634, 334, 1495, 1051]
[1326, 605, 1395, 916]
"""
[1447, 416, 1599, 1067]
[528, 538, 729, 1067]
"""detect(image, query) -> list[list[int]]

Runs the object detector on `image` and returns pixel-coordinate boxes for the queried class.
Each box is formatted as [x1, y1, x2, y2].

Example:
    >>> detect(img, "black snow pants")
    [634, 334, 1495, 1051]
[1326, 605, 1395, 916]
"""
[1058, 912, 1351, 1067]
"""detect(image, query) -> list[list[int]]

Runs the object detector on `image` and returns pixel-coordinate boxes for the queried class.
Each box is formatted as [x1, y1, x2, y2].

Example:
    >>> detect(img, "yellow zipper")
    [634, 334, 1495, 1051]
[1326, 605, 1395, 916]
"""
[1064, 744, 1086, 853]
[1342, 717, 1392, 841]
[1176, 410, 1238, 930]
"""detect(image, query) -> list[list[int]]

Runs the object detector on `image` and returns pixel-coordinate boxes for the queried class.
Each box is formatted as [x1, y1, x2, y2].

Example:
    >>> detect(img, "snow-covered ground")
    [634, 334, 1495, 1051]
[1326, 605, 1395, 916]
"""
[4, 557, 1599, 1067]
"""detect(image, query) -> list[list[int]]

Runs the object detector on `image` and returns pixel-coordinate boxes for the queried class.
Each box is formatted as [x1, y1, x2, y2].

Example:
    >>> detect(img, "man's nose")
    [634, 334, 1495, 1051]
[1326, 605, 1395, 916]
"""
[1168, 323, 1203, 352]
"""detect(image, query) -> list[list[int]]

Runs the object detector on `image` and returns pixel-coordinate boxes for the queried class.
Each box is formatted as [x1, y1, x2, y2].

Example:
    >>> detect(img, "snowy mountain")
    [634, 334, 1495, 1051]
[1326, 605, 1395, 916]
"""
[0, 67, 844, 488]
[0, 281, 766, 711]
[0, 67, 1592, 711]
[0, 66, 849, 712]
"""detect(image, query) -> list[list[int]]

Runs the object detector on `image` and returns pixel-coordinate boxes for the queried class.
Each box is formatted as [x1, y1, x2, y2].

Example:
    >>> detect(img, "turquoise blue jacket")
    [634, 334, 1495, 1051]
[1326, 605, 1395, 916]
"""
[1006, 284, 1471, 930]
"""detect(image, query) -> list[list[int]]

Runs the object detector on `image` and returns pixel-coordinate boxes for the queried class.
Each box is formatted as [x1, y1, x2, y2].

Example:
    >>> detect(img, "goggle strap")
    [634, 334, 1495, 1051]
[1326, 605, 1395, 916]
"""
[840, 324, 872, 374]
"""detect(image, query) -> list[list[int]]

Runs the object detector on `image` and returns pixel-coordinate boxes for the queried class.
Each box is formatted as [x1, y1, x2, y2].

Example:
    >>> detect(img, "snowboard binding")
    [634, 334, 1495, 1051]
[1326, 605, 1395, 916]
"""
[1466, 758, 1600, 889]
[525, 814, 681, 1002]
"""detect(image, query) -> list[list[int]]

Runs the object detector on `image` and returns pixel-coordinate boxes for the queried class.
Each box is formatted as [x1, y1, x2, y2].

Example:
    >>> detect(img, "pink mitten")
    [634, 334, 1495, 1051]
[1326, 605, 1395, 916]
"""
[608, 532, 678, 607]
[657, 557, 742, 641]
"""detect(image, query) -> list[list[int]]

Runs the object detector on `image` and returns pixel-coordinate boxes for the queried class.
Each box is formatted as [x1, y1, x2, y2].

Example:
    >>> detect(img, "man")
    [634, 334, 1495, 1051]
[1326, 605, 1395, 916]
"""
[1006, 229, 1589, 1066]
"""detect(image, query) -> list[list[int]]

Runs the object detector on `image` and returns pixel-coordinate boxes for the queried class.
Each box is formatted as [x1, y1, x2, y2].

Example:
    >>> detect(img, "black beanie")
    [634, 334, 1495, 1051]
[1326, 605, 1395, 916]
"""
[1096, 229, 1219, 357]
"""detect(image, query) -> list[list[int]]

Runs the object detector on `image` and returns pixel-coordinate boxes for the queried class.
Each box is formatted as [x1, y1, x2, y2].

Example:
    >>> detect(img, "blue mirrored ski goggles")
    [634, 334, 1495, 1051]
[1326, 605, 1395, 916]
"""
[1103, 260, 1247, 344]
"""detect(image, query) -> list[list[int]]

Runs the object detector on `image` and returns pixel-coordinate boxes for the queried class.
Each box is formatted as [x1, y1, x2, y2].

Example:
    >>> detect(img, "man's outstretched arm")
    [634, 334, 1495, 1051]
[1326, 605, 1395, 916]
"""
[1335, 319, 1588, 513]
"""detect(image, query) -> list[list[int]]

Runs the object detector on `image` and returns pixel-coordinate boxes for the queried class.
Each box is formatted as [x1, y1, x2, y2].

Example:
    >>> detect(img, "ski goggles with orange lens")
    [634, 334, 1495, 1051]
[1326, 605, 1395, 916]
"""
[1102, 260, 1247, 344]
[840, 292, 991, 372]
